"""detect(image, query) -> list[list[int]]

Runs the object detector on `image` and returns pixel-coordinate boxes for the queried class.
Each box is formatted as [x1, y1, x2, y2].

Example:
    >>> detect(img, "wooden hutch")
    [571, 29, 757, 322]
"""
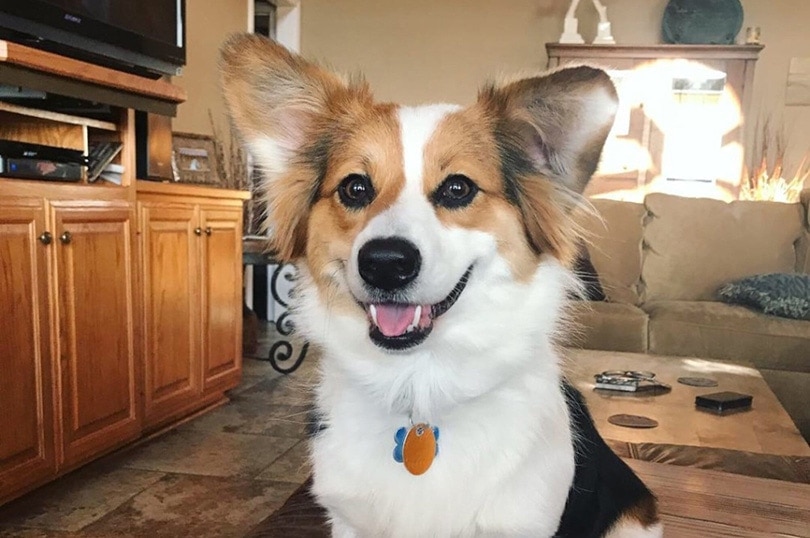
[0, 41, 249, 504]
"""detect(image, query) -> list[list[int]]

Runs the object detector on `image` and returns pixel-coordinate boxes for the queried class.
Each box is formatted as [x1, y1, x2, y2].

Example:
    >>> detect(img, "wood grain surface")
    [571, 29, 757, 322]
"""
[628, 459, 810, 537]
[565, 349, 810, 457]
[0, 40, 186, 103]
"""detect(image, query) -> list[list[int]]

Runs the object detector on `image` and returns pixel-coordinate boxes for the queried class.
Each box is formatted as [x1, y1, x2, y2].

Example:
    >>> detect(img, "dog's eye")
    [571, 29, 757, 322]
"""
[433, 174, 479, 209]
[338, 174, 375, 209]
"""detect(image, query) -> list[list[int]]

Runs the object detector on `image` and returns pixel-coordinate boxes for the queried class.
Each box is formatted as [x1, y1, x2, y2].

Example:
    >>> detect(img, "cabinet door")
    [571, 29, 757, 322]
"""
[200, 208, 243, 392]
[0, 201, 56, 502]
[139, 203, 202, 426]
[53, 205, 139, 468]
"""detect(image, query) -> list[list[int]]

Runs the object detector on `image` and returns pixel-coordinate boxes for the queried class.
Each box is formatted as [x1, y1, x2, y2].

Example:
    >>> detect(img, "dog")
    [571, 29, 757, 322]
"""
[220, 34, 662, 538]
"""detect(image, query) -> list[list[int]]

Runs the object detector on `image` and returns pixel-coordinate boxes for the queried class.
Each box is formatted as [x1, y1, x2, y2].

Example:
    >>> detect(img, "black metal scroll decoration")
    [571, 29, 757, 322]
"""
[268, 263, 309, 374]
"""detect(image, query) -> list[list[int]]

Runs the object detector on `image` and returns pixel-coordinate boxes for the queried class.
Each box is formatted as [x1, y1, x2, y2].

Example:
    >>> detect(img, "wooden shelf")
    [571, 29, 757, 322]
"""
[136, 180, 251, 201]
[546, 43, 764, 61]
[0, 101, 118, 131]
[0, 177, 133, 201]
[0, 40, 186, 104]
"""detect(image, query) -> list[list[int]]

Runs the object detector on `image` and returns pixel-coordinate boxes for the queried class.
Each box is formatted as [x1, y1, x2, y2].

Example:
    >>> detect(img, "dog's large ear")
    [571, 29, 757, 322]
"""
[220, 34, 371, 260]
[478, 66, 618, 260]
[480, 66, 618, 194]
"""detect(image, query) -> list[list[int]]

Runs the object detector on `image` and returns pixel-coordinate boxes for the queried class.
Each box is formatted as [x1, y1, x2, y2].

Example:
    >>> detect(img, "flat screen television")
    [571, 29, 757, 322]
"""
[0, 0, 185, 78]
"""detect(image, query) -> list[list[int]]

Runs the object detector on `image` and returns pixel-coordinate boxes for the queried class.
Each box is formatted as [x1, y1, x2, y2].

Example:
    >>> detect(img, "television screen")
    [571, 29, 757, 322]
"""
[0, 0, 185, 77]
[41, 1, 181, 47]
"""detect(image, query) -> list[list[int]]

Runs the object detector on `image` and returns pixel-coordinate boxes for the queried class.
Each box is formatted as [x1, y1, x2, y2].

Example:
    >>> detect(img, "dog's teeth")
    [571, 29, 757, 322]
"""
[369, 304, 378, 326]
[403, 305, 421, 333]
[412, 305, 422, 328]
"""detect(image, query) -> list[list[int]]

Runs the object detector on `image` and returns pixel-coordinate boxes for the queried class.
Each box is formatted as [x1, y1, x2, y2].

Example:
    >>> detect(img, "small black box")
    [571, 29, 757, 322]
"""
[695, 391, 753, 415]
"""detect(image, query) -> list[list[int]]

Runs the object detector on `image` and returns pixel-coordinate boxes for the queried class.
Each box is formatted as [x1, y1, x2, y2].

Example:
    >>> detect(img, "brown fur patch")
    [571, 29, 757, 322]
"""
[303, 104, 405, 309]
[623, 493, 660, 528]
[421, 89, 599, 277]
[421, 108, 541, 281]
[469, 66, 617, 267]
[220, 34, 375, 261]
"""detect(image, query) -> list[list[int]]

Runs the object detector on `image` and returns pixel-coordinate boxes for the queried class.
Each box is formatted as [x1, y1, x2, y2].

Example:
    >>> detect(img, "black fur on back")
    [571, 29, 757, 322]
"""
[554, 383, 658, 537]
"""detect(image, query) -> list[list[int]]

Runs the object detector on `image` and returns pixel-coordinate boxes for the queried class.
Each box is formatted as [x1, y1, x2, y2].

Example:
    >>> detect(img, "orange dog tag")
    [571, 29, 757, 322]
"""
[394, 423, 439, 475]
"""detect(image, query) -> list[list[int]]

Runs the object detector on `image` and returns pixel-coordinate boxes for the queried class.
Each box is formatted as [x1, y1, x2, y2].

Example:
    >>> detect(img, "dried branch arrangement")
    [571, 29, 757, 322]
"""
[741, 116, 809, 203]
[209, 110, 249, 191]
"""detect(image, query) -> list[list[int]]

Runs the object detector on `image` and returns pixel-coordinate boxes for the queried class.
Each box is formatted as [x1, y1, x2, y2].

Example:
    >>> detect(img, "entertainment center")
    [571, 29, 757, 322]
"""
[0, 1, 250, 506]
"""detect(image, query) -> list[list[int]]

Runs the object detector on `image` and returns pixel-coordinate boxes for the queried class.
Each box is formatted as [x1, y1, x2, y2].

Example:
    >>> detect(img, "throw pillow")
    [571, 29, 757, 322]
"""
[717, 273, 810, 320]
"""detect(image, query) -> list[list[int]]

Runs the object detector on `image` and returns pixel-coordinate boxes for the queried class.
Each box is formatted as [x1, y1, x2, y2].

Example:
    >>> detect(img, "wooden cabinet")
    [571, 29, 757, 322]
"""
[0, 200, 56, 502]
[52, 204, 139, 467]
[546, 44, 762, 201]
[138, 187, 246, 429]
[139, 205, 201, 426]
[0, 190, 245, 502]
[0, 198, 139, 501]
[200, 208, 243, 393]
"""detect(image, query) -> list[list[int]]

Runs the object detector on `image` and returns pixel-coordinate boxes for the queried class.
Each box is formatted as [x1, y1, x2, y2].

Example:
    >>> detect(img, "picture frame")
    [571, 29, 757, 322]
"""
[171, 132, 221, 185]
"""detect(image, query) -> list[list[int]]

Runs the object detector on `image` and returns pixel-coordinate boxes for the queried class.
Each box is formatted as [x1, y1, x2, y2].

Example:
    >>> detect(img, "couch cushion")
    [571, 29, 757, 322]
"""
[642, 194, 806, 301]
[565, 301, 648, 353]
[575, 199, 646, 304]
[646, 300, 810, 372]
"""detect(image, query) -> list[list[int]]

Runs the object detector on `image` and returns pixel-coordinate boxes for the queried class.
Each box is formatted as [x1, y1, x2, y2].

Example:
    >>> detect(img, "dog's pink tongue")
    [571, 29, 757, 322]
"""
[374, 304, 417, 337]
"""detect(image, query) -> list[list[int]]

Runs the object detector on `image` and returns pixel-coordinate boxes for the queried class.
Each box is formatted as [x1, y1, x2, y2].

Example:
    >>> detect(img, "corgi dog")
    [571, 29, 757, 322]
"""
[220, 34, 662, 538]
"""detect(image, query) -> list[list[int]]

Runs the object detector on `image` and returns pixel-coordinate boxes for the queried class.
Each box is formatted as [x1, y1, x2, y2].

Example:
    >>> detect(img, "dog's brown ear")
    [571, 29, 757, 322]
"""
[478, 66, 617, 261]
[480, 65, 618, 195]
[219, 34, 371, 261]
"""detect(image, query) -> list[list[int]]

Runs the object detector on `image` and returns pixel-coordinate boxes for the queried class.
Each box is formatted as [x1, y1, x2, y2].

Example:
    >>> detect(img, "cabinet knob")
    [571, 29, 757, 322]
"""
[60, 231, 72, 245]
[38, 231, 53, 245]
[194, 227, 202, 236]
[205, 227, 212, 236]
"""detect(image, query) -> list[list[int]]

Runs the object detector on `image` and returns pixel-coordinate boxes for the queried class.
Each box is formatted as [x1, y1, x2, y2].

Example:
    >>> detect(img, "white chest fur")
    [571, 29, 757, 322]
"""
[310, 364, 576, 538]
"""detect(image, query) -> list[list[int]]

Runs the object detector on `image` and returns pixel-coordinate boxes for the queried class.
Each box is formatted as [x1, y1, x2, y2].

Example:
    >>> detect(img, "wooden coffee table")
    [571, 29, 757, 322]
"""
[564, 349, 810, 457]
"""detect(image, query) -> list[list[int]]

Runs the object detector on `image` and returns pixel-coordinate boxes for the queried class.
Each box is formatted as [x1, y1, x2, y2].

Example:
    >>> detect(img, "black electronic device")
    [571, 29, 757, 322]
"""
[0, 0, 186, 78]
[0, 139, 85, 164]
[695, 391, 753, 415]
[0, 156, 82, 181]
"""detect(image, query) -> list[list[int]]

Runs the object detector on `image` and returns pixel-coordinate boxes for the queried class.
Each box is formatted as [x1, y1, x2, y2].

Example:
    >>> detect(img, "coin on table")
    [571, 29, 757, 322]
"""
[677, 377, 718, 387]
[608, 414, 659, 429]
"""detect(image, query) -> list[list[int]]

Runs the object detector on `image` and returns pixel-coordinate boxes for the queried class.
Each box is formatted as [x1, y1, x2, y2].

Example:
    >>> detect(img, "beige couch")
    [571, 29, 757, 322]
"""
[569, 192, 810, 440]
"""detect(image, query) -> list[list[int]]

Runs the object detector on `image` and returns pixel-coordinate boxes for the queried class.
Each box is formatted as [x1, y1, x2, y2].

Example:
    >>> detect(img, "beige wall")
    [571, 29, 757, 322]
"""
[740, 0, 810, 167]
[174, 0, 248, 135]
[302, 0, 810, 171]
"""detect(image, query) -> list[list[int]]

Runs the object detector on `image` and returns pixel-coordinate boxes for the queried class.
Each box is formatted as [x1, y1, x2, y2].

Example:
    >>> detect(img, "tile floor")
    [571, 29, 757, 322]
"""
[0, 325, 317, 538]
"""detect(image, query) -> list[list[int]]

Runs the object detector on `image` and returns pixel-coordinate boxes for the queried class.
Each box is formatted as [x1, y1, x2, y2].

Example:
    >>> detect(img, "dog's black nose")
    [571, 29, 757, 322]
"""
[358, 237, 421, 291]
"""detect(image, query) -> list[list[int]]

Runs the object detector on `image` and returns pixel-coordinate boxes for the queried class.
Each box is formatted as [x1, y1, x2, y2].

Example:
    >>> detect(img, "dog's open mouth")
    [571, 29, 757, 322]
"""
[363, 267, 472, 351]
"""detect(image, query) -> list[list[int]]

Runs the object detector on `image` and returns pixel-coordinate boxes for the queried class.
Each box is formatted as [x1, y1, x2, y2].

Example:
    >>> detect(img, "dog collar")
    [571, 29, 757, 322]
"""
[393, 422, 439, 475]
